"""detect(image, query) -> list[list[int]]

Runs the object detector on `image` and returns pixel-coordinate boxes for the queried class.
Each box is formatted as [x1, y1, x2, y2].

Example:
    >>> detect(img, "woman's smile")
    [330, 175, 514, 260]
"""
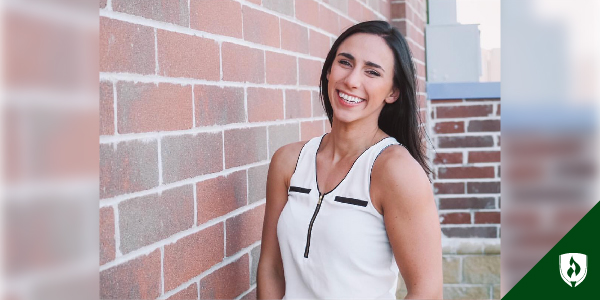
[336, 89, 366, 107]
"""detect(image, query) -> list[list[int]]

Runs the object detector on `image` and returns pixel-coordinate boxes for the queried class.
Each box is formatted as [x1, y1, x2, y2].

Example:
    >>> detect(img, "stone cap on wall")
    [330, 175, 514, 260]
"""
[442, 238, 500, 255]
[427, 82, 501, 100]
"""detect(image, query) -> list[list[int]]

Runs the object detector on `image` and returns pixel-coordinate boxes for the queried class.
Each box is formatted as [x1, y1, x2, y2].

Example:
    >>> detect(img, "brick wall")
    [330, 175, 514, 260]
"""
[98, 1, 411, 299]
[425, 97, 501, 299]
[429, 98, 501, 239]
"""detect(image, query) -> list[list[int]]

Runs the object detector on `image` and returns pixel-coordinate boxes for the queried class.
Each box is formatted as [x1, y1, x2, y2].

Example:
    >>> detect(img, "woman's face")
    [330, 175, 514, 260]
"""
[326, 33, 398, 126]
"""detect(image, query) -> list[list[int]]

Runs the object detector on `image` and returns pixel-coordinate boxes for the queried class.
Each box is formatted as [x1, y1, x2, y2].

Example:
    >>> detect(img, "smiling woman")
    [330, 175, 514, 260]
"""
[257, 21, 442, 299]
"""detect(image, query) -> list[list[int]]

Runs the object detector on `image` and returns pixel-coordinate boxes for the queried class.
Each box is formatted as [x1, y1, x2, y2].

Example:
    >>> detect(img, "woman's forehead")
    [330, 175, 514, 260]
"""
[337, 33, 394, 66]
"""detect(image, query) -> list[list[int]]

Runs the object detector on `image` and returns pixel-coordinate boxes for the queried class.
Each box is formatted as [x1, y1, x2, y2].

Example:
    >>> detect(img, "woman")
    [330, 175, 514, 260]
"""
[257, 21, 442, 299]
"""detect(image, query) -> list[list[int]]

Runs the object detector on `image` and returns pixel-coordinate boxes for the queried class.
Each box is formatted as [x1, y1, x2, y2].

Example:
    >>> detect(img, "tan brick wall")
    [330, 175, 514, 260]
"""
[397, 239, 501, 299]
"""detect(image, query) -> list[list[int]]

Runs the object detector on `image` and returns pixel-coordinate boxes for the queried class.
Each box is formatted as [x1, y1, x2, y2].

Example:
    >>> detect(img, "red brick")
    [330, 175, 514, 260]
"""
[226, 205, 265, 256]
[200, 255, 250, 299]
[241, 288, 257, 300]
[29, 110, 98, 180]
[390, 2, 406, 19]
[197, 170, 247, 224]
[164, 223, 224, 291]
[325, 0, 349, 14]
[438, 136, 494, 148]
[248, 88, 284, 122]
[248, 164, 269, 204]
[195, 85, 245, 126]
[339, 17, 354, 34]
[433, 182, 464, 194]
[468, 151, 500, 163]
[268, 123, 300, 158]
[295, 0, 320, 28]
[113, 0, 189, 26]
[436, 105, 493, 118]
[467, 182, 500, 194]
[190, 0, 242, 38]
[119, 185, 194, 254]
[438, 167, 495, 179]
[100, 81, 114, 135]
[117, 82, 192, 133]
[468, 119, 500, 132]
[309, 29, 331, 59]
[299, 58, 323, 87]
[262, 0, 294, 16]
[247, 0, 260, 4]
[497, 104, 501, 116]
[242, 6, 280, 48]
[100, 140, 158, 199]
[301, 120, 324, 140]
[157, 30, 219, 80]
[348, 0, 363, 21]
[100, 249, 161, 299]
[438, 197, 496, 210]
[379, 0, 391, 19]
[286, 90, 312, 119]
[166, 283, 198, 300]
[99, 206, 115, 265]
[161, 132, 223, 183]
[312, 91, 326, 117]
[281, 19, 309, 54]
[224, 127, 268, 168]
[441, 227, 497, 238]
[362, 6, 377, 22]
[266, 52, 297, 85]
[440, 212, 471, 224]
[391, 20, 407, 36]
[434, 121, 464, 134]
[99, 17, 155, 74]
[222, 43, 264, 83]
[318, 4, 339, 35]
[433, 152, 462, 164]
[475, 211, 500, 224]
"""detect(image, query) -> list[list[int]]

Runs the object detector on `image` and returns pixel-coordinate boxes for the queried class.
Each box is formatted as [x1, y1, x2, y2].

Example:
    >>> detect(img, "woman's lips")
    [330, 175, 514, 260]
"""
[336, 89, 365, 107]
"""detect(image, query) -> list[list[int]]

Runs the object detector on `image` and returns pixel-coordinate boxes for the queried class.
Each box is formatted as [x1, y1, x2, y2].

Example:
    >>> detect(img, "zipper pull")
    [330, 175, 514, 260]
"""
[318, 194, 324, 204]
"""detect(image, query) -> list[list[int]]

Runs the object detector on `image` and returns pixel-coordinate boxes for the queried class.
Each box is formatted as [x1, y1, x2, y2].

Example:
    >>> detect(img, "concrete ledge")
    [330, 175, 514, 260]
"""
[442, 238, 501, 255]
[427, 82, 501, 100]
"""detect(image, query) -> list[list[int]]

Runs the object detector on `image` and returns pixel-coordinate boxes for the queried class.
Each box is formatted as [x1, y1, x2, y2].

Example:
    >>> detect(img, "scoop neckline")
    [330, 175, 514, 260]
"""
[314, 133, 393, 196]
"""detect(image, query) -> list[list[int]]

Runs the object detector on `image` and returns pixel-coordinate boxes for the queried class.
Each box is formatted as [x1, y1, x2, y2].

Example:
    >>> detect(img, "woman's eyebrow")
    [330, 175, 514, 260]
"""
[337, 52, 385, 73]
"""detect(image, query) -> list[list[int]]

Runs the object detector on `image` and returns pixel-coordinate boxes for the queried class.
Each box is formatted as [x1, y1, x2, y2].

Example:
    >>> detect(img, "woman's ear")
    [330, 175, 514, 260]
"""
[385, 87, 400, 104]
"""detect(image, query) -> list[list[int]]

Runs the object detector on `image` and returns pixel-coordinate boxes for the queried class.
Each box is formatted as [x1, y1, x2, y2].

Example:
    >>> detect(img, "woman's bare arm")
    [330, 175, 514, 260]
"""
[371, 146, 443, 299]
[257, 142, 305, 300]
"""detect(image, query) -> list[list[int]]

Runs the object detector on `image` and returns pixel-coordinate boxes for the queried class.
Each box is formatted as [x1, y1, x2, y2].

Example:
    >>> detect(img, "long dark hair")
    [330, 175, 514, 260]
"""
[319, 20, 431, 176]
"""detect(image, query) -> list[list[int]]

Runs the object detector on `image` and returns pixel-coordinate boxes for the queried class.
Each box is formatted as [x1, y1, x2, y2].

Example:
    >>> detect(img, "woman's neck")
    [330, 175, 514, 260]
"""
[322, 117, 388, 162]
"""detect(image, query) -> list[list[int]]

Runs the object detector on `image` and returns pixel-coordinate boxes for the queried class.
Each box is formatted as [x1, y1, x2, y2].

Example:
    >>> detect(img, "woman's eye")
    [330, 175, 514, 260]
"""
[368, 70, 381, 77]
[339, 60, 351, 66]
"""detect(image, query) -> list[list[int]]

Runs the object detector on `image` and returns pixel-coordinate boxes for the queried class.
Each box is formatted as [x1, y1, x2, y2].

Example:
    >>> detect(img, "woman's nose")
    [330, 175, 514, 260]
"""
[343, 68, 361, 89]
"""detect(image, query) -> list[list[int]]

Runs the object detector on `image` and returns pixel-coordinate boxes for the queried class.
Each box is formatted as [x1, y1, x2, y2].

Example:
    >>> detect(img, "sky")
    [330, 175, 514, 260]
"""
[456, 0, 501, 49]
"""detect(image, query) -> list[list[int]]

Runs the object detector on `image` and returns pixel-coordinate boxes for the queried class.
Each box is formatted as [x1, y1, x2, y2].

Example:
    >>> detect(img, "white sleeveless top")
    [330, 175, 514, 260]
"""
[277, 133, 401, 299]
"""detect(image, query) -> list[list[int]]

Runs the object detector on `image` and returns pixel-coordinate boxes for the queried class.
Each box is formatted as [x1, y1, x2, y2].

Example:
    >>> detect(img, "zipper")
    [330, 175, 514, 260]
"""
[304, 194, 324, 258]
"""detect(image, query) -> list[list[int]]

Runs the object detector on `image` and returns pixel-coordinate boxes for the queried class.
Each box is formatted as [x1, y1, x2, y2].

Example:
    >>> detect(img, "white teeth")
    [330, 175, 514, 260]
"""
[338, 91, 364, 103]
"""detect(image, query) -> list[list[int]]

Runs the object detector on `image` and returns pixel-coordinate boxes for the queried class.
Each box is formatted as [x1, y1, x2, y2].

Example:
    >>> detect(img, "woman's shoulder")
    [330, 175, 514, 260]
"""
[269, 140, 311, 180]
[371, 144, 432, 206]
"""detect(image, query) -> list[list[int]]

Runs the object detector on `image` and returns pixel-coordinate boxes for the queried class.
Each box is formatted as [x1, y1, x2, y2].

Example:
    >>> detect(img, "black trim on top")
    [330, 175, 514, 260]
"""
[292, 140, 311, 175]
[334, 196, 368, 207]
[289, 186, 311, 194]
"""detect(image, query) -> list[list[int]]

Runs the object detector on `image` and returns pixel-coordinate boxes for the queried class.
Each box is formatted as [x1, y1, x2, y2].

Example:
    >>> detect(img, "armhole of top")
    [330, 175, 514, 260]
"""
[291, 140, 310, 176]
[368, 143, 403, 216]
